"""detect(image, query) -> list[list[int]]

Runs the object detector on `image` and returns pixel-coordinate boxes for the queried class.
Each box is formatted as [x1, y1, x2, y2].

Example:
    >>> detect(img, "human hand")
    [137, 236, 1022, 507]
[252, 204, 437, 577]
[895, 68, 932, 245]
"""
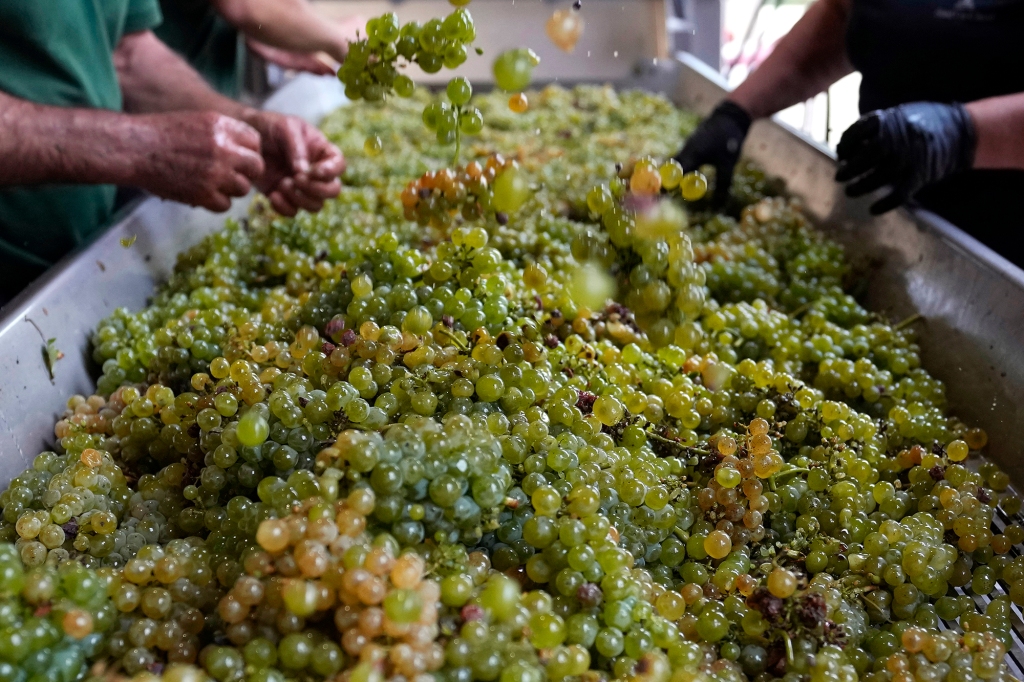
[246, 15, 366, 70]
[835, 102, 976, 215]
[242, 110, 345, 215]
[246, 38, 336, 76]
[129, 111, 264, 212]
[675, 100, 752, 205]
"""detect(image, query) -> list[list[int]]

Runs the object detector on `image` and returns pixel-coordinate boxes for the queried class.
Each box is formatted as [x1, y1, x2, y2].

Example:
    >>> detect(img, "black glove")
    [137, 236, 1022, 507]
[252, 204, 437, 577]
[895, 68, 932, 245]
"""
[835, 102, 977, 215]
[675, 100, 752, 205]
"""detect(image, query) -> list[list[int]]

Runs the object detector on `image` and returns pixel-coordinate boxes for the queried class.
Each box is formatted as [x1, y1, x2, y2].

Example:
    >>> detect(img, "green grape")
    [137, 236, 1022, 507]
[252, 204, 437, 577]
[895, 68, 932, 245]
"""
[278, 633, 311, 670]
[479, 575, 520, 620]
[493, 48, 539, 92]
[441, 574, 474, 606]
[695, 608, 730, 642]
[447, 77, 472, 106]
[236, 410, 269, 447]
[394, 75, 415, 98]
[383, 588, 423, 623]
[595, 627, 624, 657]
[459, 107, 484, 135]
[529, 612, 566, 648]
[492, 165, 530, 213]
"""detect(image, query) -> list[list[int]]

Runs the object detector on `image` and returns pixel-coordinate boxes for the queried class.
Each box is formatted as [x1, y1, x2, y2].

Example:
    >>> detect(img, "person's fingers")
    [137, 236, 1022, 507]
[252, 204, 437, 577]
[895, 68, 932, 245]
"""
[836, 113, 880, 160]
[869, 182, 911, 215]
[674, 145, 701, 174]
[219, 172, 253, 198]
[835, 136, 884, 183]
[280, 179, 324, 212]
[308, 158, 344, 182]
[202, 192, 233, 213]
[228, 146, 265, 183]
[283, 118, 311, 174]
[268, 190, 298, 217]
[304, 58, 336, 76]
[306, 136, 345, 179]
[222, 117, 262, 153]
[293, 176, 342, 200]
[711, 163, 734, 206]
[844, 163, 896, 198]
[247, 39, 337, 74]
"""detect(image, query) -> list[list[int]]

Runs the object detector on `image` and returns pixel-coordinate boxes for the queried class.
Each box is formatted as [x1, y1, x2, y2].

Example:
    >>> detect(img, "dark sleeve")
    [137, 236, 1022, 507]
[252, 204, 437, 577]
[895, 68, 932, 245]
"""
[124, 0, 163, 34]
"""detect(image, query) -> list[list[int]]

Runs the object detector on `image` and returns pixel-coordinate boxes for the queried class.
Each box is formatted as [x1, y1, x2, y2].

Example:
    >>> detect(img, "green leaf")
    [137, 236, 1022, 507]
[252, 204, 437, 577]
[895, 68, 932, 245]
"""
[42, 337, 63, 381]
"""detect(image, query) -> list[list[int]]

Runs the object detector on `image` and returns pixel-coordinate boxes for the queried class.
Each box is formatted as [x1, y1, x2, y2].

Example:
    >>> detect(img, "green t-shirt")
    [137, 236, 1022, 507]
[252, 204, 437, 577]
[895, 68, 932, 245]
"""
[155, 0, 245, 99]
[0, 0, 163, 285]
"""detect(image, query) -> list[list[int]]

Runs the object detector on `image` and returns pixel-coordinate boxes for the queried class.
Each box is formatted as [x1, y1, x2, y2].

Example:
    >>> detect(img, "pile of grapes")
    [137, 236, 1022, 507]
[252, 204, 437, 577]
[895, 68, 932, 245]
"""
[1, 67, 1021, 682]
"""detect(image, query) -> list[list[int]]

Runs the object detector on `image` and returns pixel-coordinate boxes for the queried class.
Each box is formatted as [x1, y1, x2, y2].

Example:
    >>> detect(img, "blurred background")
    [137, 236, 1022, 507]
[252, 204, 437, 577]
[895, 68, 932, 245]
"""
[247, 0, 855, 150]
[716, 0, 859, 150]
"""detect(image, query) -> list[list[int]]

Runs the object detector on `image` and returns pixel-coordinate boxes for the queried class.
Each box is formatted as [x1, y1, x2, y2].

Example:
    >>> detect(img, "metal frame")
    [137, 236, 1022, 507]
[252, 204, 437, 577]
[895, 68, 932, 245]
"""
[668, 0, 722, 71]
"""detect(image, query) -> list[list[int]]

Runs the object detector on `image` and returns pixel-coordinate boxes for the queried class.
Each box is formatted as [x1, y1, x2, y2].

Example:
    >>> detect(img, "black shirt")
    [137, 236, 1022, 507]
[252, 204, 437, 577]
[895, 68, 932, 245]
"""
[847, 0, 1024, 265]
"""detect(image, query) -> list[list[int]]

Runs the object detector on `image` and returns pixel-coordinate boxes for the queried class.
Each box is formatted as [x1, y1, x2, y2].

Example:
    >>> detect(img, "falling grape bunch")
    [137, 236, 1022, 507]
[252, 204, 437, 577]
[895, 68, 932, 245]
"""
[339, 8, 484, 162]
[337, 9, 477, 102]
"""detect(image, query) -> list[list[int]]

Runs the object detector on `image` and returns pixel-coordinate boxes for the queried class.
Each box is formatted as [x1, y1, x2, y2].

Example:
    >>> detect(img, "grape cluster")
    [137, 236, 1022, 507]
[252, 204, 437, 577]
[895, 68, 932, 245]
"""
[339, 9, 483, 160]
[315, 417, 512, 548]
[338, 9, 476, 102]
[571, 158, 711, 347]
[0, 83, 1020, 682]
[421, 77, 486, 163]
[199, 489, 447, 682]
[399, 154, 519, 228]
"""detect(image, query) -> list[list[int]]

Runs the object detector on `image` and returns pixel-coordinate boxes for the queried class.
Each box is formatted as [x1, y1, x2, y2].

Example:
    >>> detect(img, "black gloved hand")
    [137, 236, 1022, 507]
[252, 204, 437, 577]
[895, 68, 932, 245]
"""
[835, 102, 977, 215]
[675, 100, 752, 205]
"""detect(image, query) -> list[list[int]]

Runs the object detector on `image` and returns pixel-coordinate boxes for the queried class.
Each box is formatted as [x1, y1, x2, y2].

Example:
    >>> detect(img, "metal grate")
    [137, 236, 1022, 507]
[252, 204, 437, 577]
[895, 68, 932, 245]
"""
[941, 460, 1024, 677]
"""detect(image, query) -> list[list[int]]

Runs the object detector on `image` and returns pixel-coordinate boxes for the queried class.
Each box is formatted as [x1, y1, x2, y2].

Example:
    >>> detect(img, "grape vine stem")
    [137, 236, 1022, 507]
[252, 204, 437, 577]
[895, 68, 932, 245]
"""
[436, 327, 469, 351]
[787, 303, 812, 319]
[895, 313, 923, 330]
[772, 468, 811, 485]
[644, 428, 710, 456]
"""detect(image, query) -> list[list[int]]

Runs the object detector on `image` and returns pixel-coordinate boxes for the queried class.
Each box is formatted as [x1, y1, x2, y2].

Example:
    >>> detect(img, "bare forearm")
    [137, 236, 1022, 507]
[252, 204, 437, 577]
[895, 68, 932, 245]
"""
[966, 94, 1024, 170]
[0, 92, 147, 187]
[215, 0, 349, 62]
[729, 0, 853, 120]
[115, 30, 249, 119]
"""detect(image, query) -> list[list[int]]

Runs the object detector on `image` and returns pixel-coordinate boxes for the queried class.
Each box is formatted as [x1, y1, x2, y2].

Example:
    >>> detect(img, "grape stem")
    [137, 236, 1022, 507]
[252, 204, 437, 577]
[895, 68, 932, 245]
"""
[772, 467, 811, 485]
[782, 631, 795, 666]
[787, 303, 812, 319]
[452, 106, 464, 166]
[895, 313, 923, 330]
[644, 428, 710, 456]
[436, 327, 470, 351]
[339, 422, 374, 432]
[453, 133, 462, 166]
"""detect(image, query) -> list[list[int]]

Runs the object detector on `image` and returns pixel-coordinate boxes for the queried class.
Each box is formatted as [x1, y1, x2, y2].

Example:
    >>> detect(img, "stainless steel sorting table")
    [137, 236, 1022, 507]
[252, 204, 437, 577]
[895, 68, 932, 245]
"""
[1, 53, 1023, 669]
